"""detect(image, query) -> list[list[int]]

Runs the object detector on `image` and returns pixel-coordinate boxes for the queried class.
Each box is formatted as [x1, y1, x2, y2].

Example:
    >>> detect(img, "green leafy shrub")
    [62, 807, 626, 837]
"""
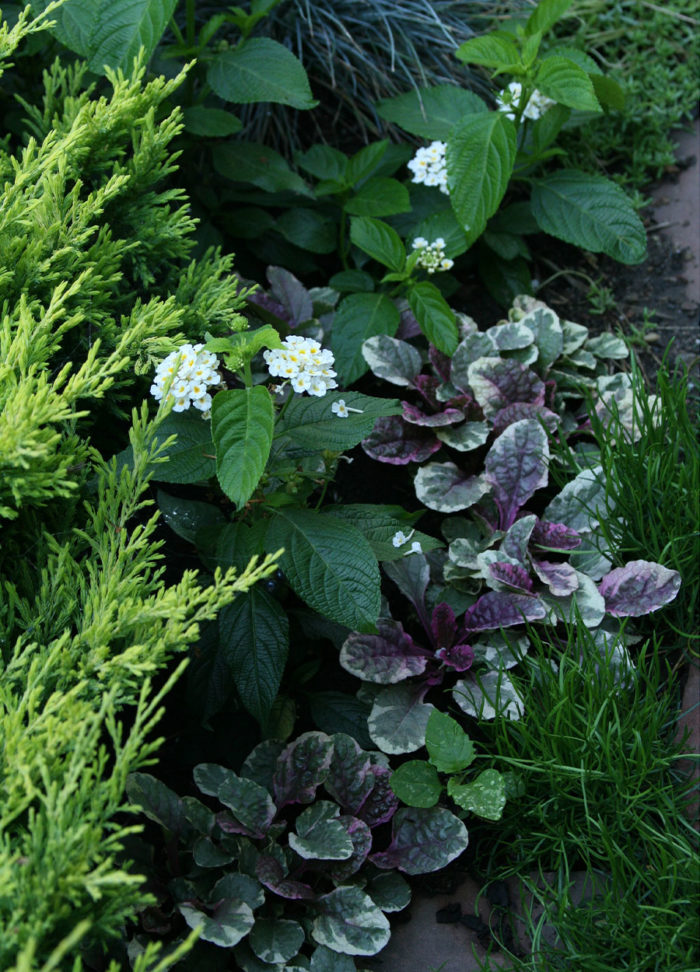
[0, 12, 277, 966]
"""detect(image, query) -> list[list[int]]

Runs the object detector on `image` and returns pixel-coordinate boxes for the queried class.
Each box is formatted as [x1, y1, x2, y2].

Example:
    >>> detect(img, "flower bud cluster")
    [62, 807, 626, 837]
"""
[412, 237, 454, 274]
[264, 335, 338, 397]
[407, 140, 449, 194]
[150, 343, 221, 417]
[496, 81, 555, 121]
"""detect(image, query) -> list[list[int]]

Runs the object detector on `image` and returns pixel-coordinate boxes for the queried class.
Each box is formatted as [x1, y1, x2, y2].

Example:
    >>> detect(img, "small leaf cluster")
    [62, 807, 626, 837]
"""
[391, 710, 507, 823]
[127, 731, 468, 967]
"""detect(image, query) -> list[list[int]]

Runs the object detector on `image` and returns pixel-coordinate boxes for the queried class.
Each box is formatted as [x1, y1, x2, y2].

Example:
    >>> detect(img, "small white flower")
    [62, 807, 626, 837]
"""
[332, 400, 350, 418]
[406, 541, 423, 556]
[331, 399, 364, 418]
[392, 529, 416, 548]
[265, 336, 338, 397]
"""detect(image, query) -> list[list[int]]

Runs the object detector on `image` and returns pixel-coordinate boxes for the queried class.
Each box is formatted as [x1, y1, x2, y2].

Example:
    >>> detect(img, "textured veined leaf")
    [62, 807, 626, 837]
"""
[525, 0, 576, 36]
[265, 510, 381, 632]
[531, 170, 646, 264]
[313, 887, 390, 956]
[535, 56, 601, 112]
[376, 85, 488, 140]
[182, 106, 242, 137]
[331, 293, 400, 384]
[219, 588, 289, 724]
[407, 282, 458, 355]
[211, 387, 274, 510]
[454, 33, 521, 70]
[208, 38, 317, 108]
[447, 112, 517, 245]
[33, 0, 178, 73]
[350, 217, 405, 272]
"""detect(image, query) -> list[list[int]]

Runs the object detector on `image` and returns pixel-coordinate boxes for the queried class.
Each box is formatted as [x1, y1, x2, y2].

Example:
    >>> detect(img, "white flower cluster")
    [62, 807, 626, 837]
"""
[407, 140, 449, 194]
[496, 81, 555, 121]
[150, 343, 221, 418]
[412, 237, 454, 274]
[264, 335, 338, 397]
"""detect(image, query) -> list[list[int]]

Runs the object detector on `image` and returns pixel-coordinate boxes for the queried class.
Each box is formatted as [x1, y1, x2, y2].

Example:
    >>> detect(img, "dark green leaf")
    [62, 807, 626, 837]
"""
[535, 56, 601, 112]
[376, 85, 488, 140]
[407, 282, 458, 355]
[331, 293, 400, 384]
[344, 177, 411, 218]
[213, 141, 312, 195]
[265, 510, 381, 631]
[182, 106, 242, 137]
[350, 217, 405, 272]
[447, 112, 517, 245]
[531, 170, 647, 263]
[276, 208, 337, 253]
[33, 0, 177, 73]
[524, 0, 576, 37]
[219, 587, 289, 724]
[425, 710, 475, 774]
[454, 33, 521, 69]
[212, 387, 275, 510]
[208, 38, 317, 109]
[390, 761, 442, 808]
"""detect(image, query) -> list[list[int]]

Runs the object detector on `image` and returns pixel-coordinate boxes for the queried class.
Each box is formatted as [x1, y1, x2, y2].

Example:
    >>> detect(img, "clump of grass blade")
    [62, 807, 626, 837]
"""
[471, 622, 698, 971]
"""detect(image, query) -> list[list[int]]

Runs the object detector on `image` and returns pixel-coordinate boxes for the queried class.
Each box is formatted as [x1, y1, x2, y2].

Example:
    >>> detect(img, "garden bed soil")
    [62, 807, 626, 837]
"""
[375, 121, 700, 971]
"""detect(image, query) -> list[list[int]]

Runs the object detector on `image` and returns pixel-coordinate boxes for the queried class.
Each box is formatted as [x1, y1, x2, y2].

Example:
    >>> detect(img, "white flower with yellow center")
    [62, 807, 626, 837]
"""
[264, 336, 338, 397]
[150, 342, 221, 419]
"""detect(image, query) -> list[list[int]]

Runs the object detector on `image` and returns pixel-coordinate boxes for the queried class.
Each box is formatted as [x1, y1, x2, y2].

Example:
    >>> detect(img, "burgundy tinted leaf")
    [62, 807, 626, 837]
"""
[362, 416, 441, 465]
[532, 559, 579, 596]
[402, 402, 465, 427]
[463, 591, 546, 633]
[431, 602, 458, 650]
[370, 807, 468, 875]
[256, 855, 316, 900]
[329, 816, 373, 882]
[598, 560, 682, 617]
[247, 289, 292, 326]
[340, 621, 429, 684]
[429, 345, 452, 382]
[468, 358, 545, 416]
[531, 519, 582, 551]
[484, 419, 550, 529]
[492, 402, 559, 437]
[216, 811, 251, 836]
[267, 266, 313, 326]
[397, 302, 421, 339]
[412, 374, 442, 409]
[489, 562, 534, 593]
[435, 642, 474, 672]
[357, 765, 400, 828]
[325, 735, 374, 815]
[383, 557, 431, 631]
[273, 732, 334, 807]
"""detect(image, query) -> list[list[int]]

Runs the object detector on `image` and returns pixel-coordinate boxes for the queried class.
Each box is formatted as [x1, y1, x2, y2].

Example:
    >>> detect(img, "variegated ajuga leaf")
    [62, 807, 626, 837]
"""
[598, 560, 681, 617]
[371, 807, 468, 874]
[340, 621, 429, 684]
[312, 886, 391, 955]
[414, 462, 489, 513]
